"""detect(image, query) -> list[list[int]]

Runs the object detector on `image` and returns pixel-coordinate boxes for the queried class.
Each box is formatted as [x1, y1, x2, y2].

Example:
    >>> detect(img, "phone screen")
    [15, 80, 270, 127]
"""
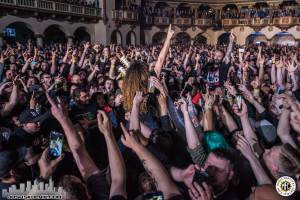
[49, 131, 64, 159]
[143, 191, 164, 200]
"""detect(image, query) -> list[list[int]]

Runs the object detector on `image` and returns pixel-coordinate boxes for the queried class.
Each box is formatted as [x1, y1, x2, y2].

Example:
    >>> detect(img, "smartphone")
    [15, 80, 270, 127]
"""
[193, 170, 209, 185]
[148, 79, 155, 94]
[238, 48, 245, 53]
[143, 191, 164, 200]
[235, 95, 243, 110]
[48, 131, 64, 159]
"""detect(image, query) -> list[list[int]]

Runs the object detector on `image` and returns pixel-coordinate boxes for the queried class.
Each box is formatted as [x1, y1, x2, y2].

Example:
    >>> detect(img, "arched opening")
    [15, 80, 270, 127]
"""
[222, 4, 239, 18]
[217, 32, 230, 45]
[140, 30, 145, 45]
[74, 27, 91, 43]
[44, 25, 66, 44]
[222, 4, 239, 11]
[115, 0, 124, 9]
[155, 1, 169, 9]
[3, 22, 34, 44]
[197, 4, 214, 19]
[272, 32, 296, 46]
[279, 0, 298, 8]
[126, 31, 136, 46]
[176, 3, 192, 18]
[174, 32, 191, 45]
[152, 32, 167, 44]
[246, 32, 268, 45]
[253, 2, 269, 8]
[194, 34, 207, 45]
[111, 30, 122, 45]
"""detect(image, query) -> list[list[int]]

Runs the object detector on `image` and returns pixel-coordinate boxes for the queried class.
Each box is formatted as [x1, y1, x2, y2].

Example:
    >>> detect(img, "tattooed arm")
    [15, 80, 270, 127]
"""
[120, 124, 181, 199]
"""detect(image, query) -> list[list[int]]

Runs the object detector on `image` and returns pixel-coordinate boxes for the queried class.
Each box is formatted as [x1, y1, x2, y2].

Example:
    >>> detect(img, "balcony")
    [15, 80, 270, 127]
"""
[194, 18, 213, 27]
[173, 18, 192, 26]
[153, 17, 170, 26]
[251, 18, 272, 27]
[272, 16, 298, 28]
[111, 10, 139, 23]
[0, 0, 101, 18]
[144, 16, 153, 25]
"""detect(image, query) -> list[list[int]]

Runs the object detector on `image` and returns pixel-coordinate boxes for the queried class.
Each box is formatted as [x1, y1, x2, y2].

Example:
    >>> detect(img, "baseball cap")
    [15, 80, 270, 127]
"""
[19, 109, 49, 124]
[255, 120, 277, 144]
[0, 146, 27, 178]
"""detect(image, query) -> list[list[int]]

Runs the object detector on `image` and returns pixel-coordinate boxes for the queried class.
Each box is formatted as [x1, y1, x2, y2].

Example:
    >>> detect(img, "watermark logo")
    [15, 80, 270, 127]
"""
[2, 178, 65, 199]
[276, 176, 296, 197]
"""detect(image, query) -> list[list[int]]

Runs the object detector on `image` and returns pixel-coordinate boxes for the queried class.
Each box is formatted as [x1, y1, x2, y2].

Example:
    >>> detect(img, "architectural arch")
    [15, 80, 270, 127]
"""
[272, 32, 296, 46]
[174, 32, 191, 45]
[74, 27, 91, 43]
[126, 31, 136, 46]
[246, 32, 268, 45]
[152, 32, 167, 44]
[194, 33, 207, 45]
[3, 22, 34, 44]
[217, 32, 230, 45]
[44, 25, 66, 44]
[111, 30, 122, 45]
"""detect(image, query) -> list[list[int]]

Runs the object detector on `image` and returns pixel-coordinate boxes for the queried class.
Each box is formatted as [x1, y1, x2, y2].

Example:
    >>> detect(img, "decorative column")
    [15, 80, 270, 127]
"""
[35, 34, 43, 47]
[67, 36, 74, 47]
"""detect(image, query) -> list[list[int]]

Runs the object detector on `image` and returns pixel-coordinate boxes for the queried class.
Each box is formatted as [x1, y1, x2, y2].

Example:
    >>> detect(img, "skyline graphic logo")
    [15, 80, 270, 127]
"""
[2, 178, 65, 199]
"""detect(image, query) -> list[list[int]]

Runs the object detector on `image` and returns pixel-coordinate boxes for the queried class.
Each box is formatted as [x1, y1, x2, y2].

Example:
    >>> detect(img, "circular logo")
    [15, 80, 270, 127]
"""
[276, 176, 296, 197]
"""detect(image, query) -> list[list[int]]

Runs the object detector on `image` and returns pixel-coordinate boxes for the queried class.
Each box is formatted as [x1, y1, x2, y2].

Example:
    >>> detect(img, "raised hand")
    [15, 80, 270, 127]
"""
[236, 134, 255, 160]
[38, 147, 65, 179]
[46, 92, 67, 121]
[120, 123, 141, 150]
[84, 42, 91, 50]
[233, 98, 248, 117]
[167, 24, 175, 39]
[286, 60, 298, 73]
[133, 91, 144, 107]
[229, 32, 236, 43]
[177, 98, 188, 113]
[97, 110, 112, 135]
[188, 182, 213, 200]
[238, 84, 254, 103]
[250, 77, 261, 89]
[224, 81, 237, 96]
[30, 91, 37, 110]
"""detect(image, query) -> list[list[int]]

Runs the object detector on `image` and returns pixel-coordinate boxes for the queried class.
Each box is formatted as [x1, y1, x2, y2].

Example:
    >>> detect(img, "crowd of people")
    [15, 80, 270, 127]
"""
[0, 24, 300, 200]
[53, 0, 98, 8]
[222, 7, 300, 19]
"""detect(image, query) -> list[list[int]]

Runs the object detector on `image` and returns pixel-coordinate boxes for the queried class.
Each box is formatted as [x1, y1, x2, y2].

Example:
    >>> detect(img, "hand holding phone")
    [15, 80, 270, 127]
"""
[48, 131, 64, 160]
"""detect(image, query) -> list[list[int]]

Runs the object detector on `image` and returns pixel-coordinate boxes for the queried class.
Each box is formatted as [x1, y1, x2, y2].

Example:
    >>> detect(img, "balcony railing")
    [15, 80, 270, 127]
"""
[173, 18, 192, 26]
[194, 18, 213, 26]
[223, 17, 298, 28]
[145, 16, 153, 25]
[154, 17, 170, 26]
[0, 0, 102, 18]
[251, 18, 272, 27]
[112, 10, 139, 22]
[273, 16, 298, 28]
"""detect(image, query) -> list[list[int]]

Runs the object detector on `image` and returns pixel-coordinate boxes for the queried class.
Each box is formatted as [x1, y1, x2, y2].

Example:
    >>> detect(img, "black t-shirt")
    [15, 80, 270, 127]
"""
[7, 128, 37, 149]
[70, 101, 98, 124]
[206, 62, 230, 89]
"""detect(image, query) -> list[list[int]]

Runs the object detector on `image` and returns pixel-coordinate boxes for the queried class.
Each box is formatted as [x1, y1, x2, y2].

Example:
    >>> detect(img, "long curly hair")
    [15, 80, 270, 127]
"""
[122, 61, 149, 112]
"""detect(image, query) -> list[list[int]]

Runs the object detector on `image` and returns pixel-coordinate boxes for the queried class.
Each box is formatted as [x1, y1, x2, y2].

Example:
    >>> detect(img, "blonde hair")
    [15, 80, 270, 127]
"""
[122, 61, 149, 112]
